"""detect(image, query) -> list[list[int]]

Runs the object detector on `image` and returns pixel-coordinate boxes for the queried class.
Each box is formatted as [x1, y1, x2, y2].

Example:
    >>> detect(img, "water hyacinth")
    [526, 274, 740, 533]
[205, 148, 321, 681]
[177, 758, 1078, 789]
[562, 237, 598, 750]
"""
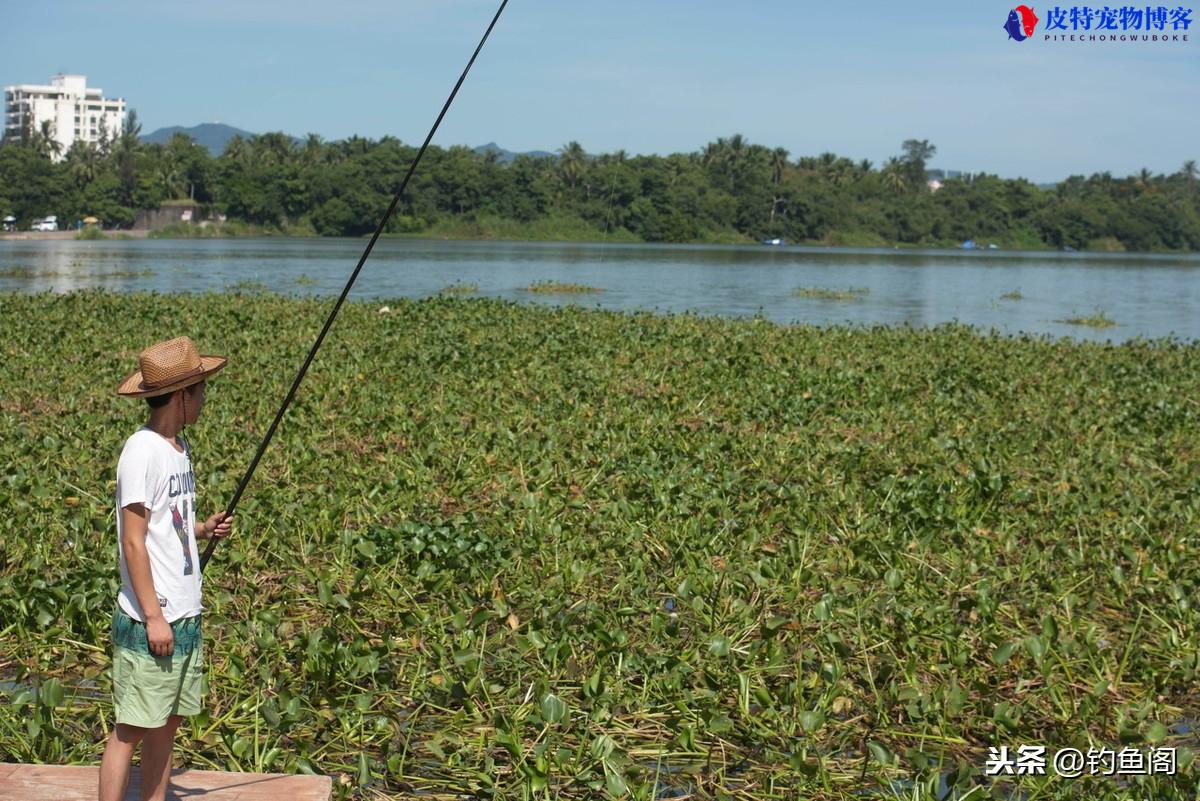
[793, 286, 870, 301]
[0, 290, 1198, 800]
[522, 281, 604, 294]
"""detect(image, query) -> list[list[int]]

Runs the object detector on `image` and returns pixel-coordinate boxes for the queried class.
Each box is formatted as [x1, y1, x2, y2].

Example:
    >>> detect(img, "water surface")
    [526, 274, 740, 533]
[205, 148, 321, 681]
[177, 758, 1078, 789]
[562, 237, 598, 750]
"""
[1, 238, 1197, 342]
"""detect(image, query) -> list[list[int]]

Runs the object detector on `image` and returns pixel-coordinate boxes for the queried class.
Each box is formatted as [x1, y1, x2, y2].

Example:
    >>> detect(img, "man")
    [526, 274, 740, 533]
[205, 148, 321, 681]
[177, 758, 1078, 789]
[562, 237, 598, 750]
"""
[99, 336, 233, 801]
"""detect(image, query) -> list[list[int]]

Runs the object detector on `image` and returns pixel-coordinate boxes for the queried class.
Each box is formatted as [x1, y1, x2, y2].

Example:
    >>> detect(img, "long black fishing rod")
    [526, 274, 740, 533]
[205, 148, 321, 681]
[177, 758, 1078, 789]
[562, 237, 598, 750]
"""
[201, 0, 510, 572]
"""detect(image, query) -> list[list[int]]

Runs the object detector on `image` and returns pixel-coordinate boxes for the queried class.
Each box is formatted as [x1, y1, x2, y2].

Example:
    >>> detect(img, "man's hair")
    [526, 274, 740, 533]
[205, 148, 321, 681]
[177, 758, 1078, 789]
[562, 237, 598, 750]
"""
[145, 382, 203, 409]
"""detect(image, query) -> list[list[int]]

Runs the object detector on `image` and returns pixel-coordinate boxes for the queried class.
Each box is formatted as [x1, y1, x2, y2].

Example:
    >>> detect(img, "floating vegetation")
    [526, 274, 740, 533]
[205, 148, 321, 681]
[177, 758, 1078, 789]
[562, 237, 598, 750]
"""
[0, 292, 1197, 800]
[523, 280, 603, 294]
[1058, 310, 1117, 328]
[225, 279, 269, 293]
[439, 282, 479, 294]
[1000, 290, 1024, 301]
[97, 269, 154, 279]
[294, 274, 317, 286]
[794, 285, 870, 301]
[0, 266, 152, 279]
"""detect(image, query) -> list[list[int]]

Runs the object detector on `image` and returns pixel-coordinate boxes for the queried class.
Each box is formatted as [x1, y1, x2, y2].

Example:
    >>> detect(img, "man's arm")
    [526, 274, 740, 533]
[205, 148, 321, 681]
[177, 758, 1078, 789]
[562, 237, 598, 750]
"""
[121, 503, 174, 657]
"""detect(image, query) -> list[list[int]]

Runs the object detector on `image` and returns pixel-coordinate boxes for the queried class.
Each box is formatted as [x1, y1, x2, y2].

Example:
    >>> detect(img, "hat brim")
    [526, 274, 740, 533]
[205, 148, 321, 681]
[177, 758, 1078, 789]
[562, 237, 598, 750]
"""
[117, 355, 227, 398]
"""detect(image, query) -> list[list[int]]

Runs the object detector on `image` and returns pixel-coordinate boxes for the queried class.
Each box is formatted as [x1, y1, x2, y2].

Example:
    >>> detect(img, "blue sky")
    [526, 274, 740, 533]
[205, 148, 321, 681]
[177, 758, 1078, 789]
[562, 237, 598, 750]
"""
[1, 0, 1195, 183]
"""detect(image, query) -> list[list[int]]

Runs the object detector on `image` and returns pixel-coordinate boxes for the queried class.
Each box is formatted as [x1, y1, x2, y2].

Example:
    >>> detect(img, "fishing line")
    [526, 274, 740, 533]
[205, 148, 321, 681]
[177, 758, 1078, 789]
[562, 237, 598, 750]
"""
[201, 0, 510, 572]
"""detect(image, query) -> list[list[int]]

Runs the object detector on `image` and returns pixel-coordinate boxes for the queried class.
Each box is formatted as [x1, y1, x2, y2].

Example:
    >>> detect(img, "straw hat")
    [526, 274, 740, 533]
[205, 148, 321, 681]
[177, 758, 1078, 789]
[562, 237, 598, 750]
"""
[117, 336, 227, 398]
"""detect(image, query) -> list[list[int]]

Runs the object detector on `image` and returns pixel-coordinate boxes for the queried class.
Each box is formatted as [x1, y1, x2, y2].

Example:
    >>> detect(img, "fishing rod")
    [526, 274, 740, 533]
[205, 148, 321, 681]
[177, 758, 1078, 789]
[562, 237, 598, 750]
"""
[201, 0, 510, 572]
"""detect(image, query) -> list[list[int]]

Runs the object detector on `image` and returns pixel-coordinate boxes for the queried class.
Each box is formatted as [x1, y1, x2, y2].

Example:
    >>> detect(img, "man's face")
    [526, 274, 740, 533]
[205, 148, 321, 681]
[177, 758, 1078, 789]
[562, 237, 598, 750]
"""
[183, 381, 206, 423]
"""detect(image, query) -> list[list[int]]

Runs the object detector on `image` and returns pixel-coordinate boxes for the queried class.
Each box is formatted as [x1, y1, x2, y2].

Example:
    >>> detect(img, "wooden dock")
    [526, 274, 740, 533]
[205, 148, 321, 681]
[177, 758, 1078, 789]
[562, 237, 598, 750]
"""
[0, 763, 331, 801]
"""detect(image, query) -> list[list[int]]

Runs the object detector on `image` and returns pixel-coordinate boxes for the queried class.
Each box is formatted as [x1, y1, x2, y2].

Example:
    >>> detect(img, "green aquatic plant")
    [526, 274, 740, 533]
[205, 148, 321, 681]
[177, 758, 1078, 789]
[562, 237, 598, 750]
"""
[0, 291, 1197, 800]
[794, 286, 870, 301]
[94, 269, 154, 279]
[1058, 310, 1117, 328]
[225, 279, 270, 294]
[522, 280, 603, 294]
[1000, 290, 1023, 301]
[439, 282, 479, 294]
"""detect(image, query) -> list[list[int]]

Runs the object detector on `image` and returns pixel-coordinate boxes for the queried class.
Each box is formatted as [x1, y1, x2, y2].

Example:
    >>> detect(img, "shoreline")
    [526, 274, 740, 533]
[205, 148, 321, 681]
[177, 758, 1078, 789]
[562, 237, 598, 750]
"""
[2, 228, 1194, 255]
[0, 229, 150, 241]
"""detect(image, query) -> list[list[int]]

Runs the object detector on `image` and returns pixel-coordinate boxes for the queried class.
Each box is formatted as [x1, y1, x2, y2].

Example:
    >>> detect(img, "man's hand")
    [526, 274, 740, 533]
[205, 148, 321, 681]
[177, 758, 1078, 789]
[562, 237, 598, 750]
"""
[200, 512, 234, 540]
[146, 615, 174, 657]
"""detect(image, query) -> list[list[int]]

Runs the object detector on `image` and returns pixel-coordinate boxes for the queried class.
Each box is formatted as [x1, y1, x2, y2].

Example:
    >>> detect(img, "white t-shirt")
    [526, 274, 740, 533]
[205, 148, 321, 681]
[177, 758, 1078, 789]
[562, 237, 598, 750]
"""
[115, 427, 202, 623]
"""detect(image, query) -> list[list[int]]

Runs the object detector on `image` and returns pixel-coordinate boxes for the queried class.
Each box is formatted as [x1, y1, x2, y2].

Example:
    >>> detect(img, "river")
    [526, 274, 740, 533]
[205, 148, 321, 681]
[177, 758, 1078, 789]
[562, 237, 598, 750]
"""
[1, 237, 1198, 342]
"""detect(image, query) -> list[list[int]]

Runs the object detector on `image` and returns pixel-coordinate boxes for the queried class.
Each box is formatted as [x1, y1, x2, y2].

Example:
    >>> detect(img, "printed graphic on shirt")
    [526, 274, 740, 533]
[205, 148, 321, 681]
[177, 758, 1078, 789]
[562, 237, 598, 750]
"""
[169, 468, 196, 498]
[170, 499, 194, 575]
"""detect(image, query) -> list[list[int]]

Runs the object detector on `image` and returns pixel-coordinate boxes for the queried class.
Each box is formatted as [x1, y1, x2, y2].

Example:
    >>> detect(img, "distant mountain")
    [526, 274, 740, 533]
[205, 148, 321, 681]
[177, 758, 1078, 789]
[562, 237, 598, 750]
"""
[141, 123, 257, 155]
[473, 142, 555, 163]
[142, 127, 555, 162]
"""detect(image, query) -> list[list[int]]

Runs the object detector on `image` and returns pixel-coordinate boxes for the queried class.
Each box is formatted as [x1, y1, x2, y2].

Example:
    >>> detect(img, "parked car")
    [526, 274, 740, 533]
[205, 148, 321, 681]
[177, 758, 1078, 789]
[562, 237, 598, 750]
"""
[31, 216, 58, 232]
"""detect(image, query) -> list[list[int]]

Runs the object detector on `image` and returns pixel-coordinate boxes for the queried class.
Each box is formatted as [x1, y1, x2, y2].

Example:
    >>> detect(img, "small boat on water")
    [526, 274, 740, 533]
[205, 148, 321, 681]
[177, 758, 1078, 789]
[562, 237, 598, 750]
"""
[762, 238, 785, 246]
[960, 239, 977, 250]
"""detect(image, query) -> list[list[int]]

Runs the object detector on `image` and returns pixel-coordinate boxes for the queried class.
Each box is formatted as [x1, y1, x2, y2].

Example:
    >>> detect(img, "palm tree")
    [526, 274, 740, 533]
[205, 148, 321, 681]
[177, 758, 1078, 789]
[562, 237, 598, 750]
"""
[223, 135, 250, 163]
[763, 147, 791, 226]
[1181, 160, 1198, 184]
[253, 132, 294, 166]
[339, 135, 371, 158]
[701, 141, 723, 168]
[29, 120, 62, 161]
[768, 147, 790, 187]
[66, 141, 100, 188]
[156, 154, 186, 199]
[882, 157, 908, 193]
[557, 140, 587, 190]
[704, 134, 748, 192]
[832, 162, 856, 188]
[301, 133, 326, 166]
[1135, 167, 1154, 192]
[795, 156, 818, 174]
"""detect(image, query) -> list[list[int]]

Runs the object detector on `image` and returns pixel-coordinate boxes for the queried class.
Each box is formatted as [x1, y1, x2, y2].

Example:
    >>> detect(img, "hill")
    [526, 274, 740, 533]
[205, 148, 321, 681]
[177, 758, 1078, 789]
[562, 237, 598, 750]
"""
[143, 126, 553, 163]
[473, 141, 555, 163]
[141, 123, 257, 155]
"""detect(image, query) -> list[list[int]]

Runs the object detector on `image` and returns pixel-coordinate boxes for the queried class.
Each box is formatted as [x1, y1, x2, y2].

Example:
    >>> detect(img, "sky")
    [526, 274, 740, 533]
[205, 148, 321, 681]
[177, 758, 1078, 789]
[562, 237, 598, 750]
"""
[1, 0, 1196, 183]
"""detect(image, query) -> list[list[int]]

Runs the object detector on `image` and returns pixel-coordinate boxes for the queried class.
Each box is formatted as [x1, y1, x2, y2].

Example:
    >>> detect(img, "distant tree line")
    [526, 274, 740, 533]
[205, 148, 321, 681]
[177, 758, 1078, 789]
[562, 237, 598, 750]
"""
[2, 114, 1198, 251]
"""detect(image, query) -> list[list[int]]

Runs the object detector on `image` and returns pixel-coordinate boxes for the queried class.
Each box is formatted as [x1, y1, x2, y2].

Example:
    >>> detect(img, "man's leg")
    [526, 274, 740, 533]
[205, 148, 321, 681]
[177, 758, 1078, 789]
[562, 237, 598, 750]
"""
[137, 715, 183, 801]
[99, 723, 147, 801]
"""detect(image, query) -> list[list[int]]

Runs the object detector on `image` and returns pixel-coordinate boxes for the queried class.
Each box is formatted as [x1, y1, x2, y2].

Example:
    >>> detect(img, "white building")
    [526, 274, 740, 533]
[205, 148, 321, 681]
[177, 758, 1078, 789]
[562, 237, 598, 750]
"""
[3, 74, 126, 159]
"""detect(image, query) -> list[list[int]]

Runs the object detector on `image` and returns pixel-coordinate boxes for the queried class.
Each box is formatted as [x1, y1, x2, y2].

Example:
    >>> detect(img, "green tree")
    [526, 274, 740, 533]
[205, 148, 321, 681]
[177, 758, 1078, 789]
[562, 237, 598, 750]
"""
[900, 138, 937, 188]
[66, 141, 101, 189]
[882, 158, 908, 194]
[557, 141, 587, 192]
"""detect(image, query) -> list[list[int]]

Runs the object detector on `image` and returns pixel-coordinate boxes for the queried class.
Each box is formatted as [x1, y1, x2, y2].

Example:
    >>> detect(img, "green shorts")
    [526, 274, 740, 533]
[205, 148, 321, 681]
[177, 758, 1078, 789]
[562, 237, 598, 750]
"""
[111, 607, 205, 729]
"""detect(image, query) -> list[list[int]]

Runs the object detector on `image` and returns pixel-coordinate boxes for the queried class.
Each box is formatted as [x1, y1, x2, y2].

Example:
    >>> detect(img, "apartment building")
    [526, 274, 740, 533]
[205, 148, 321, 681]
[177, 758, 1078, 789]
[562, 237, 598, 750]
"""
[3, 74, 126, 159]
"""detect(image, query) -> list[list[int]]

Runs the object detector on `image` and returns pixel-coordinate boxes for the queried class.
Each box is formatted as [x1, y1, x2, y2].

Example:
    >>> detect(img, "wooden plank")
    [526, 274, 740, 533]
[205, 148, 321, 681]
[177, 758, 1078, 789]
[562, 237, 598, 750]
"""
[0, 763, 331, 801]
